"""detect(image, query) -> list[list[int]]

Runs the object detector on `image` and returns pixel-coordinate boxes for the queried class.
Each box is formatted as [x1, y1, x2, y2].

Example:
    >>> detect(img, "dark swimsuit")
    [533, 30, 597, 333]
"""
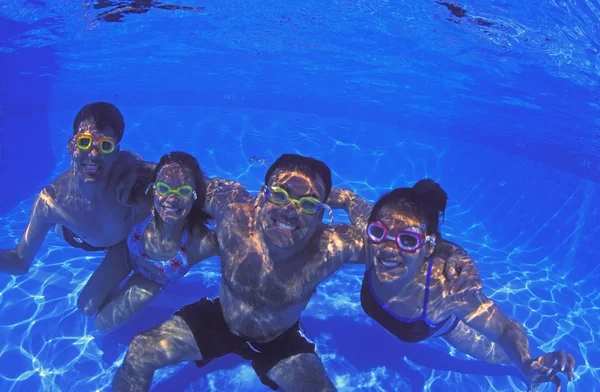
[360, 257, 460, 343]
[61, 226, 107, 252]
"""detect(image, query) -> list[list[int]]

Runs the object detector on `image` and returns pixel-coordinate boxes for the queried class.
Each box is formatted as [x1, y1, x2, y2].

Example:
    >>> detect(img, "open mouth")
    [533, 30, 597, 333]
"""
[82, 162, 103, 176]
[377, 257, 405, 270]
[272, 218, 299, 232]
[161, 205, 183, 214]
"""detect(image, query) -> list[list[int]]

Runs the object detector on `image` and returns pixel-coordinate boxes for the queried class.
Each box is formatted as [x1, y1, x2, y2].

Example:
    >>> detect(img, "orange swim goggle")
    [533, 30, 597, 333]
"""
[74, 133, 117, 155]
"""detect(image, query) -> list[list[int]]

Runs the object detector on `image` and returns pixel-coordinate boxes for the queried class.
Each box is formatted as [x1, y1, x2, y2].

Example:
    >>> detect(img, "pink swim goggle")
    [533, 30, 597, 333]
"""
[367, 221, 435, 253]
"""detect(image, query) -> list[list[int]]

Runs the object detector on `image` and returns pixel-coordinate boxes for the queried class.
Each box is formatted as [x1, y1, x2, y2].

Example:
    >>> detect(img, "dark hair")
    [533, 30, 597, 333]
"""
[264, 154, 332, 201]
[73, 102, 125, 142]
[369, 179, 448, 238]
[152, 151, 211, 231]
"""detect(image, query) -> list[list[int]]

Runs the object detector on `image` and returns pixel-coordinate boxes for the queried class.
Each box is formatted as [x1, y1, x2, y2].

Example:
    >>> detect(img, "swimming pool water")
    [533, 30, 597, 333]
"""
[0, 107, 596, 391]
[2, 0, 600, 391]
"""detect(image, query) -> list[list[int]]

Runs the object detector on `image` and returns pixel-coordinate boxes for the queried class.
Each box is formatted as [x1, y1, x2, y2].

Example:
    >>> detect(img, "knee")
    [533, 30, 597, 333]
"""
[124, 333, 165, 370]
[94, 313, 116, 333]
[127, 334, 148, 357]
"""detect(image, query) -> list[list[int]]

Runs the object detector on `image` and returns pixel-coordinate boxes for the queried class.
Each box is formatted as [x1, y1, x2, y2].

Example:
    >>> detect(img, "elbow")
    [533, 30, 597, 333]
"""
[12, 259, 31, 276]
[1, 250, 32, 275]
[14, 266, 30, 276]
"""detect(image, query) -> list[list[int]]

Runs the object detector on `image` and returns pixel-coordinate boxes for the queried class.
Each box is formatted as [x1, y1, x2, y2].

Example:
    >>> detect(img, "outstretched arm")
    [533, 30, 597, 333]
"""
[327, 188, 372, 234]
[0, 190, 54, 275]
[451, 289, 574, 388]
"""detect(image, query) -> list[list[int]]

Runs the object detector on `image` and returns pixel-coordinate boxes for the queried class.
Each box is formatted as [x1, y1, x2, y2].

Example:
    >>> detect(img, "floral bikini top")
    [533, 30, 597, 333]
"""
[127, 215, 190, 285]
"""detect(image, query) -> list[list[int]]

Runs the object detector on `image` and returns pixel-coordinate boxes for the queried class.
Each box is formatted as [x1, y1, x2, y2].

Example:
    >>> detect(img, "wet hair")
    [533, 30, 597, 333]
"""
[369, 179, 448, 238]
[264, 153, 332, 201]
[73, 102, 125, 142]
[152, 151, 211, 231]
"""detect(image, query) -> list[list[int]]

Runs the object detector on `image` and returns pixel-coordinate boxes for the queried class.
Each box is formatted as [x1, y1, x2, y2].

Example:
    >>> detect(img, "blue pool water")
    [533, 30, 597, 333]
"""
[1, 1, 600, 391]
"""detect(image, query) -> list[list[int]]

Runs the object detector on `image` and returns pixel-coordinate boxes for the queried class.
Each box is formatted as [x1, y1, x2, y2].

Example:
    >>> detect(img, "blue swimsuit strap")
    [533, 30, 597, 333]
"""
[367, 257, 435, 323]
[180, 228, 189, 247]
[422, 256, 435, 318]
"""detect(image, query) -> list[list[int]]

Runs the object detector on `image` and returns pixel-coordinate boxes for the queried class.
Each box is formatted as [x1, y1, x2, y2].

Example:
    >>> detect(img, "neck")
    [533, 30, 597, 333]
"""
[71, 171, 107, 200]
[157, 218, 186, 241]
[262, 227, 313, 263]
[371, 259, 430, 299]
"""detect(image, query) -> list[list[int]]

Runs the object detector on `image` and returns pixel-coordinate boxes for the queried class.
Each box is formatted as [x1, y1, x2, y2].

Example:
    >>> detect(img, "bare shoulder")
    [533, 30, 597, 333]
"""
[436, 239, 468, 259]
[115, 149, 144, 164]
[31, 180, 65, 223]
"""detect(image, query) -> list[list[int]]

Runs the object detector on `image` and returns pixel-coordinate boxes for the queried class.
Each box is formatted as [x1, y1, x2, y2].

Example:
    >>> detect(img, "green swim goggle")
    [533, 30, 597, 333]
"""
[146, 182, 197, 199]
[264, 185, 333, 224]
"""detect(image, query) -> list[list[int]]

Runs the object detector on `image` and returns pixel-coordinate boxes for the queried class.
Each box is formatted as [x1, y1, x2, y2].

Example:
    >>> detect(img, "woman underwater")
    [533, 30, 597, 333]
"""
[328, 179, 575, 391]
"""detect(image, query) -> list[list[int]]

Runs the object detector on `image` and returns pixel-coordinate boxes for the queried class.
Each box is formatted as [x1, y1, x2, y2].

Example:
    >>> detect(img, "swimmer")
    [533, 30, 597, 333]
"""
[249, 156, 270, 166]
[328, 180, 575, 391]
[89, 151, 219, 333]
[112, 153, 367, 392]
[0, 102, 154, 317]
[92, 0, 204, 23]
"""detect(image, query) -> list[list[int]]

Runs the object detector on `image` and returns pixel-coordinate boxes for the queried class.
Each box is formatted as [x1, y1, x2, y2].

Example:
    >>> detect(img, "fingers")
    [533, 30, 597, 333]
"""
[551, 375, 561, 392]
[444, 261, 457, 293]
[555, 351, 567, 375]
[566, 354, 575, 381]
[454, 273, 472, 292]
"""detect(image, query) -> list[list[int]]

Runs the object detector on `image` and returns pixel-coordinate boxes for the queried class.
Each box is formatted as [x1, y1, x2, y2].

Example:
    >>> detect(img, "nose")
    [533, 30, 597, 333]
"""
[280, 201, 301, 220]
[88, 145, 100, 157]
[377, 243, 398, 259]
[165, 193, 179, 204]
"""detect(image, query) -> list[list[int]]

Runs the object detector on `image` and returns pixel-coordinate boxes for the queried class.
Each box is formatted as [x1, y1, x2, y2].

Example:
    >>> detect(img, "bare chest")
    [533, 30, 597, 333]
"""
[218, 222, 321, 308]
[220, 282, 310, 341]
[57, 193, 135, 247]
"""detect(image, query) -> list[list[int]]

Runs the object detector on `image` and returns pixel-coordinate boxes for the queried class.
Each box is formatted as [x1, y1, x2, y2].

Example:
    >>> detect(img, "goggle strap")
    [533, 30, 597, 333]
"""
[145, 182, 155, 195]
[425, 235, 436, 247]
[321, 204, 334, 225]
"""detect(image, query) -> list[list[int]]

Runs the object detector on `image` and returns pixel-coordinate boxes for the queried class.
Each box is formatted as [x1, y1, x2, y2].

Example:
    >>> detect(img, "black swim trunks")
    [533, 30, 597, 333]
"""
[175, 297, 317, 390]
[61, 226, 107, 252]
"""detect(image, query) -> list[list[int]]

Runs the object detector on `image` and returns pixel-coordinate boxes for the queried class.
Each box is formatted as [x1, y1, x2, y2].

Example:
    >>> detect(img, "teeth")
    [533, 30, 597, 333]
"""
[276, 221, 295, 231]
[379, 259, 400, 268]
[83, 163, 100, 171]
[163, 206, 178, 212]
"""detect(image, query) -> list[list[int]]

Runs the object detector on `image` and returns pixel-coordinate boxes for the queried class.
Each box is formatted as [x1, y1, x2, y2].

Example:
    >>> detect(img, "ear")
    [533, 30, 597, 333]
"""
[427, 234, 437, 257]
[114, 144, 121, 154]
